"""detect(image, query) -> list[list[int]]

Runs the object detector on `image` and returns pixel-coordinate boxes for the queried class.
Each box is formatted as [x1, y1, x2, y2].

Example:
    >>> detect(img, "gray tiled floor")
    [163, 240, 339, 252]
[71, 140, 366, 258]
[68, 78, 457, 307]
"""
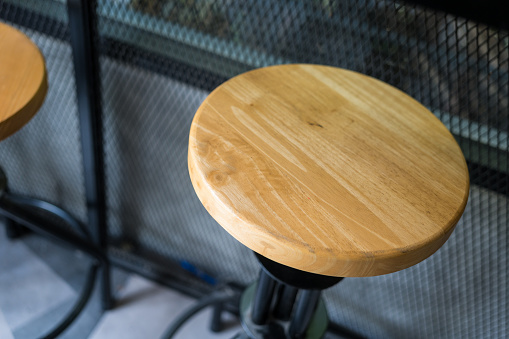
[90, 275, 240, 339]
[0, 308, 15, 339]
[0, 239, 74, 330]
[0, 226, 241, 338]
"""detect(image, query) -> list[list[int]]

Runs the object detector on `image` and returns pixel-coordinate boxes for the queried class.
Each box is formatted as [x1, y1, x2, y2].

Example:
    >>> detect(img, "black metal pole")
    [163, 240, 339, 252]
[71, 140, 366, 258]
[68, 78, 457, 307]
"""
[273, 284, 298, 321]
[67, 0, 112, 310]
[210, 301, 224, 332]
[251, 270, 276, 325]
[288, 290, 321, 339]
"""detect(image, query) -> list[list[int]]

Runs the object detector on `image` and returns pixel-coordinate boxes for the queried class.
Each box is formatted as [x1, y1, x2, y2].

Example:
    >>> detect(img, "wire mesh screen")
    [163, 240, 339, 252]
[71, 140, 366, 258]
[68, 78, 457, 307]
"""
[0, 0, 87, 224]
[95, 0, 508, 338]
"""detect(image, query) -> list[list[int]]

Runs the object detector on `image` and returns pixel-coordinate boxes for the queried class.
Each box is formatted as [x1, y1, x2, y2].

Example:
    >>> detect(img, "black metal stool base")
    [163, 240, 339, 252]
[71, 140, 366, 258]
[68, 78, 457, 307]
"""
[240, 282, 328, 339]
[238, 252, 344, 339]
[161, 252, 357, 339]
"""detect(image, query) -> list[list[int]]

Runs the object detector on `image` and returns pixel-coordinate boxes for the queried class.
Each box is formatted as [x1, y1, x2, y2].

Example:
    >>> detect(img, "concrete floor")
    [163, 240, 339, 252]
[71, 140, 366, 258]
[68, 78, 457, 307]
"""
[0, 225, 241, 339]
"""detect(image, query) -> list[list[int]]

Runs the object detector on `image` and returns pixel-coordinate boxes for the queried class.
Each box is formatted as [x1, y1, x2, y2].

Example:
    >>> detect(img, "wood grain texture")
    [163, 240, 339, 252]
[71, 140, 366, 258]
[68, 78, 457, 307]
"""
[0, 22, 47, 141]
[188, 64, 469, 277]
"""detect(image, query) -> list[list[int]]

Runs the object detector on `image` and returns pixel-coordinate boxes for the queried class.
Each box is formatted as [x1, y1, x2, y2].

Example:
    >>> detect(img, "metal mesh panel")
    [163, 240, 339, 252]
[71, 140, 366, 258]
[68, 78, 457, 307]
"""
[0, 0, 87, 224]
[95, 0, 508, 337]
[100, 56, 256, 281]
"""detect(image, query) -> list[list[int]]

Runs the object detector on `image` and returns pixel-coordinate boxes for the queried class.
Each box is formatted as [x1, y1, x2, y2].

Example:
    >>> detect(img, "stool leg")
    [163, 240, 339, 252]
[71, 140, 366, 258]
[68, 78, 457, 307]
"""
[1, 183, 28, 239]
[4, 218, 27, 239]
[251, 270, 276, 325]
[273, 284, 298, 321]
[210, 301, 223, 332]
[288, 290, 321, 339]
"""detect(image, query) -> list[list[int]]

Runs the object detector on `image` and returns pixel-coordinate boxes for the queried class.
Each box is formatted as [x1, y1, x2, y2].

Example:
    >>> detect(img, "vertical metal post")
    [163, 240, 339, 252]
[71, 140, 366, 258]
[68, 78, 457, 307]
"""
[288, 290, 321, 339]
[273, 284, 298, 321]
[67, 0, 112, 310]
[251, 270, 276, 325]
[209, 302, 223, 332]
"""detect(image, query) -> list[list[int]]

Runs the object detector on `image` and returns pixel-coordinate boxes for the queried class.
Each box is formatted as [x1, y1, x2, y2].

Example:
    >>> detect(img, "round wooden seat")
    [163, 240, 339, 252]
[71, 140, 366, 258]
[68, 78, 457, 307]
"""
[0, 22, 47, 141]
[188, 64, 469, 277]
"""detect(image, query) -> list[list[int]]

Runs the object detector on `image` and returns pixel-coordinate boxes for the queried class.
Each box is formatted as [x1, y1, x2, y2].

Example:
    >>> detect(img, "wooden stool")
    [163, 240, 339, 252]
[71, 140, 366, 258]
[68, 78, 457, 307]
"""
[0, 22, 47, 141]
[0, 22, 47, 237]
[188, 64, 469, 338]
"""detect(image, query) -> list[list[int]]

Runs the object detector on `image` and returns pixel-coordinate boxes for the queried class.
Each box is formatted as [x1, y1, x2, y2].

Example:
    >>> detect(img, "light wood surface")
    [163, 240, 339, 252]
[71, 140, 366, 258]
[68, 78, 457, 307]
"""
[0, 22, 47, 141]
[188, 64, 469, 277]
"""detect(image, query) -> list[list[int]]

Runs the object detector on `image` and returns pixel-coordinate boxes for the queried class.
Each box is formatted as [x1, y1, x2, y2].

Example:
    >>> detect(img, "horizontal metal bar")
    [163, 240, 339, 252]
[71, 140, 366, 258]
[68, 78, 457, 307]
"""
[0, 0, 68, 40]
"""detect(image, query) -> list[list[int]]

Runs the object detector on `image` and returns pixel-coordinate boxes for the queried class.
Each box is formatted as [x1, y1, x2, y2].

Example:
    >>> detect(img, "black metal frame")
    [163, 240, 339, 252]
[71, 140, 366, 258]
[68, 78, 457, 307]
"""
[99, 37, 228, 93]
[67, 0, 112, 311]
